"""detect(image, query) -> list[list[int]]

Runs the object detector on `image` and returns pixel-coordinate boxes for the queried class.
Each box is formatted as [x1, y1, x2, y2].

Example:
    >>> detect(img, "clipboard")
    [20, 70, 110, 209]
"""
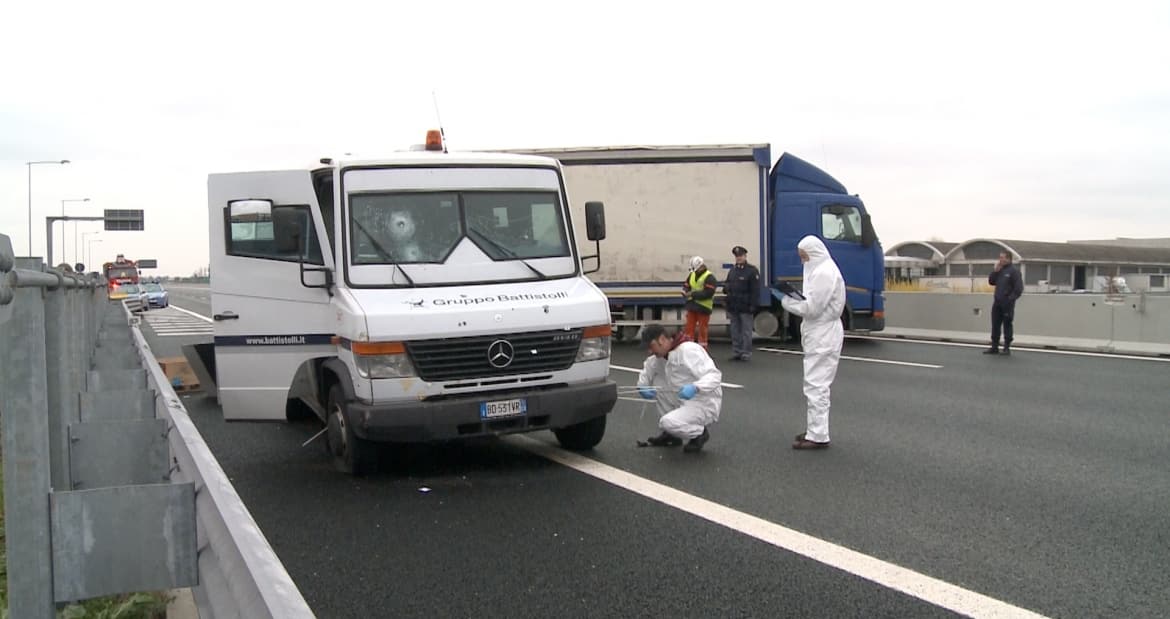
[772, 282, 806, 301]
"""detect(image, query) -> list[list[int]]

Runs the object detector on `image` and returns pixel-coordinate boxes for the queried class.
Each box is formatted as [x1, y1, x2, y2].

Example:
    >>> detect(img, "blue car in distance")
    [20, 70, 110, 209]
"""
[143, 282, 170, 308]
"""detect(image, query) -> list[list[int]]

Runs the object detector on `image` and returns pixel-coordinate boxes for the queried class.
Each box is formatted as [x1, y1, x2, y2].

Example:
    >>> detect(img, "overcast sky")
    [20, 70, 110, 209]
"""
[2, 0, 1167, 276]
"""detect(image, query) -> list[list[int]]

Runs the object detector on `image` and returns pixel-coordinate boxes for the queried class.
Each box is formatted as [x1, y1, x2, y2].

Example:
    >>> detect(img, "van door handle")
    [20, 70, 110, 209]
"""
[213, 312, 239, 321]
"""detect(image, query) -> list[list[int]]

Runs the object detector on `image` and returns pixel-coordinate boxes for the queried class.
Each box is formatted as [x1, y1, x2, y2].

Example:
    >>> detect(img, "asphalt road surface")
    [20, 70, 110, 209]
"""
[144, 285, 1170, 618]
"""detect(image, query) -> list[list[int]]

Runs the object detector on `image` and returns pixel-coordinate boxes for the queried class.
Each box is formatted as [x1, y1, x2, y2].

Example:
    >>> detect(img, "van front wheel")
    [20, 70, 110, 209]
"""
[325, 385, 377, 475]
[553, 415, 607, 450]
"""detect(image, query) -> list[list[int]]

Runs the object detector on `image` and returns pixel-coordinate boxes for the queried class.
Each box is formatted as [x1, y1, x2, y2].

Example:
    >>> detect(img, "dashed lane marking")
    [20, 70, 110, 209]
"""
[608, 364, 745, 389]
[758, 347, 943, 369]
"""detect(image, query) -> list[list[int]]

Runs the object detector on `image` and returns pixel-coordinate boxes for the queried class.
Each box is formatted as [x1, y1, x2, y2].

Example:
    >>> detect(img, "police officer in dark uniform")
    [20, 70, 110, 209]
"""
[723, 245, 761, 361]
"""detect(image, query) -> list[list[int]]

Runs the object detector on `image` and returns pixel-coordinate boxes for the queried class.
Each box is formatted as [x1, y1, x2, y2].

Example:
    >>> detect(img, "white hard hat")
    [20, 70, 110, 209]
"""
[690, 256, 704, 270]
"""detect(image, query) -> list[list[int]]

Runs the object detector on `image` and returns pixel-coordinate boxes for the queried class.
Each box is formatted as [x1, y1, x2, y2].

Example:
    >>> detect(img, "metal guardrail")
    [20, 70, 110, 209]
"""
[1, 232, 313, 618]
[129, 314, 315, 618]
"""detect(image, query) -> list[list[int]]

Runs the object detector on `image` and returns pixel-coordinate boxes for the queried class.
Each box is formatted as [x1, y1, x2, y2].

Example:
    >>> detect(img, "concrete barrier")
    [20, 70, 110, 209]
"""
[882, 292, 1170, 355]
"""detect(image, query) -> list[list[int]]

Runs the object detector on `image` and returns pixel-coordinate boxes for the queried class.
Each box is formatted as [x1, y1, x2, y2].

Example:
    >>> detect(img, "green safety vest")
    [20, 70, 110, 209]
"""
[687, 270, 715, 311]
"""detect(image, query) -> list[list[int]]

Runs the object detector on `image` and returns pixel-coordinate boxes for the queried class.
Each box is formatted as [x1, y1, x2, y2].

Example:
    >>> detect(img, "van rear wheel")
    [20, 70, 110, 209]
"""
[325, 385, 377, 475]
[553, 415, 607, 450]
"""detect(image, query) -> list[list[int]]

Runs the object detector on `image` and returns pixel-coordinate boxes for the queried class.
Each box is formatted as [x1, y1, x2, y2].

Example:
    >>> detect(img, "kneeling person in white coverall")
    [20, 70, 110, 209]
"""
[635, 324, 723, 453]
[779, 235, 845, 450]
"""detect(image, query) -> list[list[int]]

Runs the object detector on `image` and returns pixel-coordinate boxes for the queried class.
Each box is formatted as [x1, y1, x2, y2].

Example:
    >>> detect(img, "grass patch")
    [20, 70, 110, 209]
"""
[2, 447, 170, 618]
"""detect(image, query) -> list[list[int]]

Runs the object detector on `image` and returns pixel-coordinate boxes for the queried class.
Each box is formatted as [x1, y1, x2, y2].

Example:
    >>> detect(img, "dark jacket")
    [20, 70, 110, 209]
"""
[989, 263, 1023, 308]
[682, 267, 718, 315]
[723, 262, 760, 313]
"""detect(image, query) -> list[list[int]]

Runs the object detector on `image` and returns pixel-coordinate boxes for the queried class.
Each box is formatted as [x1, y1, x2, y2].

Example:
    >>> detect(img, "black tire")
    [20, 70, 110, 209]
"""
[325, 384, 377, 475]
[553, 414, 607, 450]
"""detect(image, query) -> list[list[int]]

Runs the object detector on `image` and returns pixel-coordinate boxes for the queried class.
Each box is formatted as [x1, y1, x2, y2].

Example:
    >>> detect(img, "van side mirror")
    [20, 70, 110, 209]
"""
[585, 201, 606, 241]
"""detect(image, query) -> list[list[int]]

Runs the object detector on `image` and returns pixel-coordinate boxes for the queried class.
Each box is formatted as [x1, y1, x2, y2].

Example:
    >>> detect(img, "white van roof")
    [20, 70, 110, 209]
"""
[322, 150, 560, 170]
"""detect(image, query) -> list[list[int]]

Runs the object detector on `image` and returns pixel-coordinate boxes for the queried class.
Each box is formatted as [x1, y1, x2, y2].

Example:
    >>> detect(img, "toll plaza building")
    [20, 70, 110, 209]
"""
[886, 238, 1170, 293]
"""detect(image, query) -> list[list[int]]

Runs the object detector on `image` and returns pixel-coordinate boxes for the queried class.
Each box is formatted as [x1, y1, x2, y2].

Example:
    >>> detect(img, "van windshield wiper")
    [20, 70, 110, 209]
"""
[352, 219, 394, 262]
[352, 219, 415, 286]
[392, 264, 414, 286]
[466, 227, 548, 280]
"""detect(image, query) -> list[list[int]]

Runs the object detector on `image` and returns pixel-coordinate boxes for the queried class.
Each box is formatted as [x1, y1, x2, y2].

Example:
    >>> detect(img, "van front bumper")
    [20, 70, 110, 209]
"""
[348, 380, 618, 443]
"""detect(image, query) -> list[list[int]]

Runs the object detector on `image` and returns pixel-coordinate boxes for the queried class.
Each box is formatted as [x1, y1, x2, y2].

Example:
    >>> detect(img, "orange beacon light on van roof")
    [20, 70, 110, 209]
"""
[425, 129, 443, 151]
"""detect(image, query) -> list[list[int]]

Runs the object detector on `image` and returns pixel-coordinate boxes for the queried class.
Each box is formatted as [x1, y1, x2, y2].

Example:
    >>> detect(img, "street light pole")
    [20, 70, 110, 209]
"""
[25, 159, 71, 258]
[61, 198, 90, 265]
[86, 238, 103, 270]
[81, 232, 99, 271]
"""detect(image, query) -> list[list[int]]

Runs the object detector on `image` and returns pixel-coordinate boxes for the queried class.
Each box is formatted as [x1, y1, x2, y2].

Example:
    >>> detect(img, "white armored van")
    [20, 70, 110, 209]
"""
[205, 136, 616, 474]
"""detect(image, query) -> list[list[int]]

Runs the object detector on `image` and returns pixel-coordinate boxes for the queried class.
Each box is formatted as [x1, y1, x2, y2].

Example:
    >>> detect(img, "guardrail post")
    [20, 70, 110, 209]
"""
[0, 251, 56, 618]
[44, 269, 75, 490]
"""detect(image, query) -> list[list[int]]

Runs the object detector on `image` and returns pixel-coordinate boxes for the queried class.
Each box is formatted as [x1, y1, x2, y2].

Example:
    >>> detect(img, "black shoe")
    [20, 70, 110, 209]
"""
[639, 431, 683, 448]
[728, 355, 744, 362]
[1000, 348, 1011, 356]
[982, 347, 999, 355]
[683, 428, 710, 453]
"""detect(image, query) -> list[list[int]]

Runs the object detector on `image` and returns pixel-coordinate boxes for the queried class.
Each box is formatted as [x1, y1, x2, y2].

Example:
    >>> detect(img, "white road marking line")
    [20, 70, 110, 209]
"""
[758, 347, 943, 369]
[849, 335, 1170, 363]
[170, 305, 214, 323]
[609, 364, 745, 389]
[513, 435, 1048, 619]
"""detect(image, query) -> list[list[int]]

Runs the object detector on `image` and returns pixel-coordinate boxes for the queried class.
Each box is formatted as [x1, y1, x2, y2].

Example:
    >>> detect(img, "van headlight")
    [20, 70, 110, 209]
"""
[575, 325, 613, 362]
[351, 341, 417, 379]
[355, 354, 417, 379]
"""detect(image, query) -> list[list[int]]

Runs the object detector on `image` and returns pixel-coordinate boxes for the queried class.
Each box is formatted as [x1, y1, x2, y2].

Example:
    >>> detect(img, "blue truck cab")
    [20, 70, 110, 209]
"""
[768, 153, 885, 334]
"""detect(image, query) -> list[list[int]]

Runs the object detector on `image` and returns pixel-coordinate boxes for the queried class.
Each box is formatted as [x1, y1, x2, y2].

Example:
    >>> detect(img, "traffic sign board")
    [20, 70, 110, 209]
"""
[104, 209, 144, 231]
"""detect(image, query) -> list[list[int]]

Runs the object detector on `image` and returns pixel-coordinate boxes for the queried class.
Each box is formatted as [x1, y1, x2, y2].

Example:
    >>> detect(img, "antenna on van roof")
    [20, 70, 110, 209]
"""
[432, 90, 448, 153]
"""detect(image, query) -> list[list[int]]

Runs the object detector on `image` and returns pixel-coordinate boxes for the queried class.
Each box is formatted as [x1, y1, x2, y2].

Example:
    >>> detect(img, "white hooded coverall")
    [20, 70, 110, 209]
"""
[637, 341, 723, 439]
[779, 236, 846, 443]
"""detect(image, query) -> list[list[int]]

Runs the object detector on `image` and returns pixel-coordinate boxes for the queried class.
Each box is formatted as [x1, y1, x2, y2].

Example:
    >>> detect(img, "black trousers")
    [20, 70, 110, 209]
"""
[990, 303, 1014, 349]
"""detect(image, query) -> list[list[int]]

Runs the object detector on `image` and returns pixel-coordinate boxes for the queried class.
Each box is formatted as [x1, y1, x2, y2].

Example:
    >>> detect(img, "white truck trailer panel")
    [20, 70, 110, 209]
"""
[561, 160, 763, 283]
[510, 146, 769, 287]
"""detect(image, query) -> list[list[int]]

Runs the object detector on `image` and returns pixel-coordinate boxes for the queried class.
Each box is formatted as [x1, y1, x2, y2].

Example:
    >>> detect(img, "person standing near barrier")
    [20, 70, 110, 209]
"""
[779, 236, 845, 450]
[723, 245, 760, 361]
[682, 256, 718, 349]
[984, 250, 1023, 355]
[635, 324, 723, 452]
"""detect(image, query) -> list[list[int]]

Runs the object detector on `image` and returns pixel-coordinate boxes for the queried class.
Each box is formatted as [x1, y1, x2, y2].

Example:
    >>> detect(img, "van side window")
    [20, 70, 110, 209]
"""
[821, 205, 863, 243]
[225, 204, 324, 264]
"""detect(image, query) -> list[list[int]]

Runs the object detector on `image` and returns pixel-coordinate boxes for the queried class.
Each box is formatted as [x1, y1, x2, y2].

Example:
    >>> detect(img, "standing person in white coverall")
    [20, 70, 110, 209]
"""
[779, 236, 845, 450]
[635, 324, 723, 453]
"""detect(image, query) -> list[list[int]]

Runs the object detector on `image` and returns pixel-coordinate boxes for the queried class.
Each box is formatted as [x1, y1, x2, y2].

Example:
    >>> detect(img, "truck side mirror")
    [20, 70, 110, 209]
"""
[585, 201, 606, 241]
[861, 213, 877, 248]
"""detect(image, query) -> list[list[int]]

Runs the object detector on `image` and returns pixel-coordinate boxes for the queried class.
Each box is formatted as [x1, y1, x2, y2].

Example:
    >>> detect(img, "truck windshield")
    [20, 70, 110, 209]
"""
[106, 267, 136, 281]
[349, 191, 570, 265]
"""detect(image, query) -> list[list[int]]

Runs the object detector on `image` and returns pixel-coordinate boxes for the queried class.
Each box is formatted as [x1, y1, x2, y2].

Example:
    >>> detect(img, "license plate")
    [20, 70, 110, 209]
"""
[480, 398, 527, 419]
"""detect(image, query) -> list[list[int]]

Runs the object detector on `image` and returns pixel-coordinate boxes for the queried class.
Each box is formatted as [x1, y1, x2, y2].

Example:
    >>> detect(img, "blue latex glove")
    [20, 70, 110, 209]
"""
[678, 384, 698, 400]
[638, 387, 657, 400]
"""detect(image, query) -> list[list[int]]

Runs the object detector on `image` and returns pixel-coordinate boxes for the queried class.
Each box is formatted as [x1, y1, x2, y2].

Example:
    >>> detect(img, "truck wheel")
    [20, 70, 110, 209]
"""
[753, 311, 779, 338]
[325, 385, 377, 475]
[553, 415, 607, 450]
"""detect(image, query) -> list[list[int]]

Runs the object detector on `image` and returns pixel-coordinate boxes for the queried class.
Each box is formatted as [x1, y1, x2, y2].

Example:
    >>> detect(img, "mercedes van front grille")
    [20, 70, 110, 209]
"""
[405, 329, 583, 382]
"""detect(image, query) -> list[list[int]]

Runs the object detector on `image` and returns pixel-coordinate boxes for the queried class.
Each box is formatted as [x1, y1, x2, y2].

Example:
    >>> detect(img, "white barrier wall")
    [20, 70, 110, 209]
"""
[884, 292, 1170, 346]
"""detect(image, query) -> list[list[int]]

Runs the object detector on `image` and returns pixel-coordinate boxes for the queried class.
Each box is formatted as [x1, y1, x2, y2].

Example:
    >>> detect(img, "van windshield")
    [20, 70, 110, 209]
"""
[349, 191, 570, 265]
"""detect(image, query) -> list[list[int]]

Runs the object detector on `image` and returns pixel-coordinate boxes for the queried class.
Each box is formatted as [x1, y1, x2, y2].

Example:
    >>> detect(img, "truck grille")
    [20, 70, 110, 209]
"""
[406, 329, 583, 382]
